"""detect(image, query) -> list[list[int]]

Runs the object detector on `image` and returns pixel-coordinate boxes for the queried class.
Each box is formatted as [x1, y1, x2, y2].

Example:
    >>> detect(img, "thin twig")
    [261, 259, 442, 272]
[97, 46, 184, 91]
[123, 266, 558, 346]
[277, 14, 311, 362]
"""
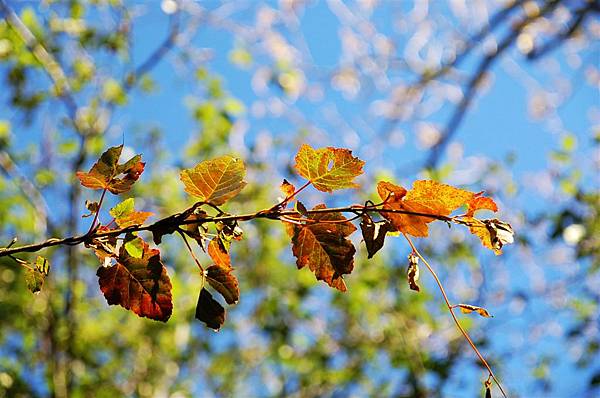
[403, 234, 508, 398]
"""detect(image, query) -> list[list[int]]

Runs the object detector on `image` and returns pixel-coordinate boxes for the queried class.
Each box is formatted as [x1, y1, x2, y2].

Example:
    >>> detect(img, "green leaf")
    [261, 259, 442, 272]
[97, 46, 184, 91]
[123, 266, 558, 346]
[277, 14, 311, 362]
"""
[25, 256, 49, 293]
[109, 197, 135, 219]
[109, 198, 153, 228]
[124, 236, 144, 259]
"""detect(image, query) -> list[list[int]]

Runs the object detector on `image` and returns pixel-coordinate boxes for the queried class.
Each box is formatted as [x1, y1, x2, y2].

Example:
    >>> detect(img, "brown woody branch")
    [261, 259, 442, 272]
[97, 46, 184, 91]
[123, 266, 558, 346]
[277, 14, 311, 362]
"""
[0, 202, 453, 259]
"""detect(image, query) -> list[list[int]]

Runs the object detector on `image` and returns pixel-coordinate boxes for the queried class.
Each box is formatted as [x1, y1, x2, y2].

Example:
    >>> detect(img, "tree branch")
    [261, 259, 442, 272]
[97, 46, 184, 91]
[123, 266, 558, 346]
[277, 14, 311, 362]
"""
[0, 202, 454, 259]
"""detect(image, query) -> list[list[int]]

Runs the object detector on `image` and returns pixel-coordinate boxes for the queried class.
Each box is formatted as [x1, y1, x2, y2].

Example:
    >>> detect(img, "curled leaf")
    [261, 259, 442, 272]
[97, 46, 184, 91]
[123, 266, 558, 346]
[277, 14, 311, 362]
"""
[457, 304, 493, 318]
[76, 145, 144, 194]
[464, 218, 514, 255]
[407, 253, 420, 292]
[26, 256, 49, 293]
[83, 200, 99, 218]
[195, 288, 225, 331]
[485, 380, 492, 398]
[359, 214, 392, 259]
[280, 179, 296, 200]
[294, 144, 364, 192]
[486, 219, 514, 250]
[180, 155, 246, 205]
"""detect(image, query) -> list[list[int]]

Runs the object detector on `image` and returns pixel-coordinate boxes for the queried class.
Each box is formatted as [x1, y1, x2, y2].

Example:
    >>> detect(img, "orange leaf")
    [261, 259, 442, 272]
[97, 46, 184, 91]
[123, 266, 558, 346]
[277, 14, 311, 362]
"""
[290, 204, 357, 292]
[180, 155, 246, 205]
[207, 238, 231, 270]
[96, 238, 172, 322]
[466, 192, 498, 216]
[76, 145, 145, 194]
[280, 179, 296, 198]
[294, 144, 364, 192]
[404, 180, 475, 216]
[377, 181, 432, 237]
[377, 180, 475, 237]
[457, 304, 493, 318]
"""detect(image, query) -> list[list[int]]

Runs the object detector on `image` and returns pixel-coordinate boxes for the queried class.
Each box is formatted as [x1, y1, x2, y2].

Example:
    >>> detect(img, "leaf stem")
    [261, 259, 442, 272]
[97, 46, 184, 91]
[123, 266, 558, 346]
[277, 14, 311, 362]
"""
[268, 180, 311, 211]
[403, 233, 508, 398]
[87, 188, 108, 235]
[177, 229, 204, 273]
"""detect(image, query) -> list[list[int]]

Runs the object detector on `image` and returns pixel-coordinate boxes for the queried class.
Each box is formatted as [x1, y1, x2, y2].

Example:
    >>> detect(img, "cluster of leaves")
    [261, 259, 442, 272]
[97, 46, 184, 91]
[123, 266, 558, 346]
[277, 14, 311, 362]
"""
[21, 143, 514, 332]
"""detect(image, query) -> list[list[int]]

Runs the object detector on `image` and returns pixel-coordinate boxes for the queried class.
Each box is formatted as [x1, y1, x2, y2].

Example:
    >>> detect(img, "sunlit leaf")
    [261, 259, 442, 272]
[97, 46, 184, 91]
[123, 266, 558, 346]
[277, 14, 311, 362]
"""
[180, 155, 246, 205]
[109, 198, 153, 228]
[124, 235, 144, 259]
[96, 238, 173, 322]
[195, 288, 225, 330]
[466, 192, 498, 216]
[25, 256, 49, 293]
[206, 265, 239, 305]
[207, 238, 231, 270]
[76, 145, 145, 194]
[294, 144, 364, 192]
[457, 304, 493, 318]
[280, 179, 295, 200]
[289, 204, 357, 292]
[378, 180, 475, 237]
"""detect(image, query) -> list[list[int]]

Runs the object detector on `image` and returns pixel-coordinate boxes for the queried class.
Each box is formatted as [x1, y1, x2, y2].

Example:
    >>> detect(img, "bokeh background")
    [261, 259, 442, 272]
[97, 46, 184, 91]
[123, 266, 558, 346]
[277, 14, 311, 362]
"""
[0, 1, 598, 397]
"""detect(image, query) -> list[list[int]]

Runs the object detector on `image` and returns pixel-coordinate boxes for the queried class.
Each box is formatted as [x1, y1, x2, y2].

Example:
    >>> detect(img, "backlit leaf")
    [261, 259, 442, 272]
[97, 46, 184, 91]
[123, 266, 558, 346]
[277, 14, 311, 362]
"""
[25, 256, 49, 293]
[109, 198, 153, 228]
[280, 179, 296, 199]
[457, 304, 493, 318]
[96, 238, 173, 322]
[294, 144, 364, 192]
[206, 265, 239, 304]
[466, 192, 498, 216]
[195, 288, 225, 330]
[207, 238, 231, 270]
[124, 235, 144, 259]
[76, 145, 145, 194]
[378, 180, 475, 237]
[289, 204, 357, 292]
[180, 155, 246, 205]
